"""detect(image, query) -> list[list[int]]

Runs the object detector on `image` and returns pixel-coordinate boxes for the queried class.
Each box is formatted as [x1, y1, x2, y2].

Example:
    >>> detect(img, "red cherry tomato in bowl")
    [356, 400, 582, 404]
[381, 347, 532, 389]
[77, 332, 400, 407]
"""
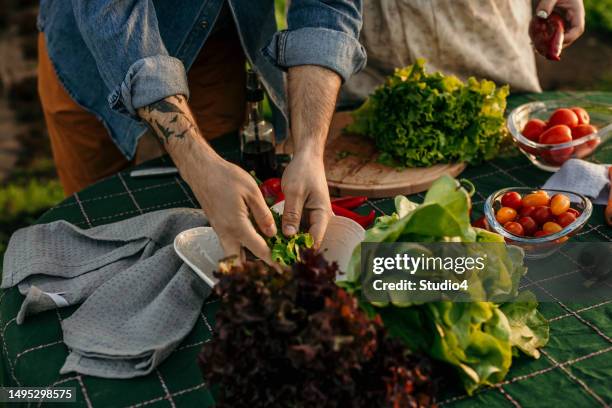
[566, 208, 581, 218]
[571, 124, 597, 140]
[518, 216, 538, 236]
[556, 211, 577, 228]
[539, 125, 573, 144]
[542, 221, 563, 234]
[504, 221, 524, 236]
[571, 107, 590, 125]
[539, 125, 574, 164]
[519, 205, 536, 218]
[522, 193, 550, 208]
[496, 207, 518, 224]
[550, 194, 570, 216]
[572, 124, 600, 158]
[532, 206, 553, 225]
[547, 108, 579, 128]
[522, 119, 548, 142]
[501, 191, 522, 210]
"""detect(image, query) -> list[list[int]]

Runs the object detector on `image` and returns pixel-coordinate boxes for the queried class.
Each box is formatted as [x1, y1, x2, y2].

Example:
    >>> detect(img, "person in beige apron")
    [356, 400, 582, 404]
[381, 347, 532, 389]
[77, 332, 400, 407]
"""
[342, 0, 585, 104]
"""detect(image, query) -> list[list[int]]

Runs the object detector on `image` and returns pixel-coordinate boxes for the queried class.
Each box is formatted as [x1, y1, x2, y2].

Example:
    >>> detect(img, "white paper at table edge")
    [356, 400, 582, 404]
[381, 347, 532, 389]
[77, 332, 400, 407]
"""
[541, 160, 610, 204]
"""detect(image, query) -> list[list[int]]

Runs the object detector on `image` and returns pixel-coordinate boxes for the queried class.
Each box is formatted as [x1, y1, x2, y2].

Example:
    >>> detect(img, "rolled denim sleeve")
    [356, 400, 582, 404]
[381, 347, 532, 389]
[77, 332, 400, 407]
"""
[72, 0, 189, 117]
[263, 0, 366, 82]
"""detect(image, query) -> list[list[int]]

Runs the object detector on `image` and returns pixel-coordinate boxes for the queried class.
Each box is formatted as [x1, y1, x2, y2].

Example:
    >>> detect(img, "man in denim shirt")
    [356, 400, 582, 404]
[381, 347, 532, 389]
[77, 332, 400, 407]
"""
[37, 1, 365, 262]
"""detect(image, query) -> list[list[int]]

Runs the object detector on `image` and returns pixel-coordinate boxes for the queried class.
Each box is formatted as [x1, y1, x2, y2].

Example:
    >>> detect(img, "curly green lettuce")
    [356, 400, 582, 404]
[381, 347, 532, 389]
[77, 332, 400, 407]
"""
[266, 211, 314, 266]
[346, 59, 509, 167]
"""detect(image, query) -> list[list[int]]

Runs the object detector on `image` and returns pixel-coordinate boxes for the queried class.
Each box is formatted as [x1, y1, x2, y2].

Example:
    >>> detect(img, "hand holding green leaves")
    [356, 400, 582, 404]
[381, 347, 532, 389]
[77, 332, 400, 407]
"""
[266, 211, 314, 266]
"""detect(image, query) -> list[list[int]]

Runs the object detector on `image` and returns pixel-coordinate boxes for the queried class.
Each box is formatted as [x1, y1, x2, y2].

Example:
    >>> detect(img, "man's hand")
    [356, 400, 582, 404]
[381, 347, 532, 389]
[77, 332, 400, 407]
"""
[282, 152, 331, 248]
[187, 153, 276, 263]
[138, 95, 276, 262]
[535, 0, 585, 46]
[282, 65, 341, 247]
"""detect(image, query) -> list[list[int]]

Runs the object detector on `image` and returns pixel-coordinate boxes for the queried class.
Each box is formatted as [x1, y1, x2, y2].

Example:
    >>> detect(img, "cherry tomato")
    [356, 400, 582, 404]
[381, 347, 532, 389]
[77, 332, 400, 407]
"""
[532, 206, 553, 225]
[556, 211, 577, 228]
[496, 207, 518, 224]
[572, 124, 600, 158]
[522, 119, 547, 142]
[518, 216, 538, 236]
[501, 191, 522, 210]
[542, 221, 563, 234]
[518, 141, 540, 156]
[575, 144, 600, 160]
[547, 108, 579, 128]
[544, 148, 574, 165]
[539, 125, 574, 165]
[519, 205, 537, 217]
[533, 230, 549, 237]
[571, 107, 590, 125]
[504, 221, 524, 236]
[534, 190, 551, 202]
[566, 208, 581, 218]
[539, 125, 572, 144]
[550, 194, 570, 216]
[522, 193, 550, 208]
[571, 124, 597, 140]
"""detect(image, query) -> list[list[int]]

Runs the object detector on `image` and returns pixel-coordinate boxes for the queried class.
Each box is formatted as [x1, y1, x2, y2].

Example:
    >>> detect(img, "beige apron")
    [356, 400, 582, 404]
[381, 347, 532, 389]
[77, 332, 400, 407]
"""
[342, 0, 541, 104]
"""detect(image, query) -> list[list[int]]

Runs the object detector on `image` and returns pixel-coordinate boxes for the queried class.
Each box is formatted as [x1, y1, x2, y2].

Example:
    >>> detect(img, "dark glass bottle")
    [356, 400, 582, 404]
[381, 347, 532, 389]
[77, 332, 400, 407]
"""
[240, 70, 276, 180]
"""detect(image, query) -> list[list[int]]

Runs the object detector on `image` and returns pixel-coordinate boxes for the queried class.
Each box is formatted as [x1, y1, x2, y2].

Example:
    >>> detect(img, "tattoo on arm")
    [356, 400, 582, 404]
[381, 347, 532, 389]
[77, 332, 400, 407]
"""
[139, 96, 198, 144]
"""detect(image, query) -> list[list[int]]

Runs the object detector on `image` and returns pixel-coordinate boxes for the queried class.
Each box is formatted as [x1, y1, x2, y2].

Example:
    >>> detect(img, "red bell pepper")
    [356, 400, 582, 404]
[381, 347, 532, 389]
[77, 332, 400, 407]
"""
[529, 12, 565, 61]
[331, 196, 368, 210]
[331, 204, 375, 228]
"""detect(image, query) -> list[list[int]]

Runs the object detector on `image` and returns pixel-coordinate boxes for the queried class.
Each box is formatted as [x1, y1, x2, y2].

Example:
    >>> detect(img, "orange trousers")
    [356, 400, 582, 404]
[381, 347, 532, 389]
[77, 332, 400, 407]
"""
[38, 26, 246, 196]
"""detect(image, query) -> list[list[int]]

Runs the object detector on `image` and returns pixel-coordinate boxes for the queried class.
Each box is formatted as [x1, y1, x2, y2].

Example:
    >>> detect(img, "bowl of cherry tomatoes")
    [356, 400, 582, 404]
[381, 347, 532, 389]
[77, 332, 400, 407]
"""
[507, 100, 612, 171]
[483, 188, 592, 259]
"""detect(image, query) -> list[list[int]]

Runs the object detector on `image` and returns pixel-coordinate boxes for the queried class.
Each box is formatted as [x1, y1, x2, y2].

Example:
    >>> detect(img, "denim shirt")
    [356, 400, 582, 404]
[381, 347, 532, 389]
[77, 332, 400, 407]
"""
[38, 0, 366, 159]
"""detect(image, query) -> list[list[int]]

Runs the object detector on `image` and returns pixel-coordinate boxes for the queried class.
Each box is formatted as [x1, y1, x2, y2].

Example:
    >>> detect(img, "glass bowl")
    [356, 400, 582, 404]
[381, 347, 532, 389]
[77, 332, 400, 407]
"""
[507, 99, 612, 172]
[484, 187, 592, 259]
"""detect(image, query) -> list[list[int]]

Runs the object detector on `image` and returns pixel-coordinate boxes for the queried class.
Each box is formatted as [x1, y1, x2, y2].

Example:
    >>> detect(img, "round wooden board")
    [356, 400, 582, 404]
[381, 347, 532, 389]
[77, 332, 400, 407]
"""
[324, 112, 466, 198]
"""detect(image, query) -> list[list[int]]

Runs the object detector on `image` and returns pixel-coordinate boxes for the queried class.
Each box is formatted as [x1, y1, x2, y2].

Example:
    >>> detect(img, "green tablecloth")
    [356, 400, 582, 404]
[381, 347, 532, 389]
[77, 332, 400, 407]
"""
[1, 92, 611, 407]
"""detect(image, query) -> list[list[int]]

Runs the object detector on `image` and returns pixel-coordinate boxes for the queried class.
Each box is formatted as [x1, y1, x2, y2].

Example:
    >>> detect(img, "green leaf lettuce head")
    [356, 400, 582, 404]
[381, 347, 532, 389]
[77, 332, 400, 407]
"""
[341, 175, 549, 394]
[346, 59, 509, 167]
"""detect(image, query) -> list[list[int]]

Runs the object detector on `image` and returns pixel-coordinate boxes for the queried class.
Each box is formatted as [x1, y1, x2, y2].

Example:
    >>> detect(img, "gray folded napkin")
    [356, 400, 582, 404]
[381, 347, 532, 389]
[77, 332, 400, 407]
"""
[542, 159, 610, 204]
[1, 208, 211, 379]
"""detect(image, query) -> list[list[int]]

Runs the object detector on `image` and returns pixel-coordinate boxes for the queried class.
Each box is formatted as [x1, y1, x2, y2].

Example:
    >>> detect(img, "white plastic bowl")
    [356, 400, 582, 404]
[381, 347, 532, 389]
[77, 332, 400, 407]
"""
[174, 202, 365, 286]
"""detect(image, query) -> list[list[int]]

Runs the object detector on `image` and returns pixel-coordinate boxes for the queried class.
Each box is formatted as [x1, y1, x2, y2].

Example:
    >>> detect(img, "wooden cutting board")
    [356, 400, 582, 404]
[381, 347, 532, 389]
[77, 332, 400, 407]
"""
[322, 112, 466, 198]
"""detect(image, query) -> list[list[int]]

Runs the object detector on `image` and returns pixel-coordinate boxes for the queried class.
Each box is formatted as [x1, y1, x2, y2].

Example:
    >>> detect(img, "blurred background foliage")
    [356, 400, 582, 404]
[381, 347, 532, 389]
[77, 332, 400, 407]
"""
[0, 0, 611, 264]
[584, 0, 612, 35]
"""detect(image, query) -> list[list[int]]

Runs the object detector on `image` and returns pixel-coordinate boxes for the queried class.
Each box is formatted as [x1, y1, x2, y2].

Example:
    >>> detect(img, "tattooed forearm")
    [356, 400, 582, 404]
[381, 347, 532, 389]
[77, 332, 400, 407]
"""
[138, 95, 198, 145]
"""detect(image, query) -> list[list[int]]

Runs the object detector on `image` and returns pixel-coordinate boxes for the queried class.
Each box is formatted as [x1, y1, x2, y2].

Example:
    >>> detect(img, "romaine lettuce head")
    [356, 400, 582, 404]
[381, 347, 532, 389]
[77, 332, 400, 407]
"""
[342, 176, 549, 394]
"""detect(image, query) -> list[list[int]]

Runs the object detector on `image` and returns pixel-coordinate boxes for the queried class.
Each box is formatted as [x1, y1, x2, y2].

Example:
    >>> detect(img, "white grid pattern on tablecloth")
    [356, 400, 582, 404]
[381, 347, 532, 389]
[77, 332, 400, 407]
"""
[2, 148, 611, 407]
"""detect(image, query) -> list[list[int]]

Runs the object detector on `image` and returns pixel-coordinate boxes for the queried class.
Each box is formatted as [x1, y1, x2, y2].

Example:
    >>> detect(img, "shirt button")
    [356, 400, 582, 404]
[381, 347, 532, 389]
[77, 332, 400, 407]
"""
[200, 20, 208, 29]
